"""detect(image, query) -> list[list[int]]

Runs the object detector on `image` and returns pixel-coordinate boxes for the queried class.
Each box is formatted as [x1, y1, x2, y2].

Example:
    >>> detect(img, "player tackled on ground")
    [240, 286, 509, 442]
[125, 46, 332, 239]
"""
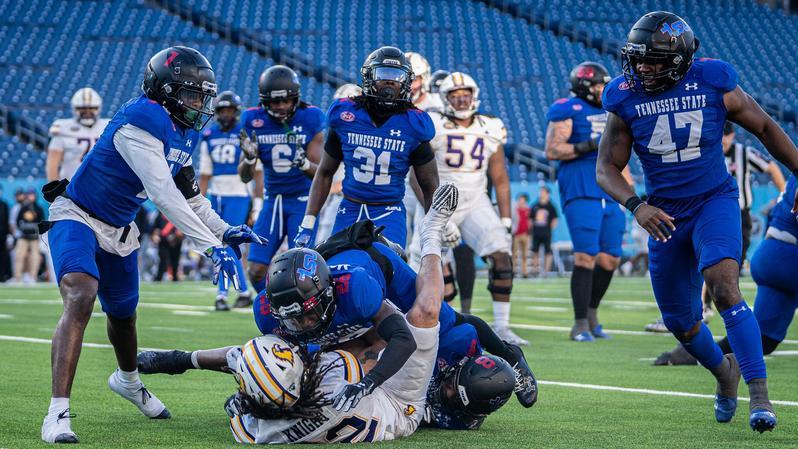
[596, 11, 798, 432]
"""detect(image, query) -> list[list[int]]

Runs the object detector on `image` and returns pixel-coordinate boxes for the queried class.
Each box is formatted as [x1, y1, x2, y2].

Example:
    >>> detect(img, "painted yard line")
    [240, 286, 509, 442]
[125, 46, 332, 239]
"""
[0, 314, 13, 319]
[538, 380, 798, 407]
[172, 310, 209, 316]
[0, 298, 213, 311]
[2, 334, 795, 407]
[514, 296, 659, 308]
[525, 306, 569, 313]
[151, 326, 194, 333]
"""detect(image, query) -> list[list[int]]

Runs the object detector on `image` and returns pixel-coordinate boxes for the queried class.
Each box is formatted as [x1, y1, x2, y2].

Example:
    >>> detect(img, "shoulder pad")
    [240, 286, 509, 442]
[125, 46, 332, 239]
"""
[48, 118, 70, 136]
[326, 98, 356, 128]
[695, 58, 738, 92]
[405, 108, 435, 141]
[546, 98, 580, 122]
[601, 76, 631, 114]
[125, 100, 172, 142]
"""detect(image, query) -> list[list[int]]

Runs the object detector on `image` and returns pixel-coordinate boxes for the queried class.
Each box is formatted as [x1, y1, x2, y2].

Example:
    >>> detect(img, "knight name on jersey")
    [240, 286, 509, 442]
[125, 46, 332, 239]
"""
[281, 415, 328, 443]
[346, 132, 406, 153]
[256, 133, 308, 145]
[634, 94, 707, 118]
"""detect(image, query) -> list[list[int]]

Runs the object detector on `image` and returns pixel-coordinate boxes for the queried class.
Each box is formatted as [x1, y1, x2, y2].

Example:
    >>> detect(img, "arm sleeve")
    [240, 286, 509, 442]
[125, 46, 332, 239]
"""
[114, 124, 222, 250]
[409, 141, 434, 166]
[173, 164, 229, 239]
[199, 141, 212, 175]
[365, 312, 417, 386]
[746, 147, 772, 172]
[324, 129, 344, 160]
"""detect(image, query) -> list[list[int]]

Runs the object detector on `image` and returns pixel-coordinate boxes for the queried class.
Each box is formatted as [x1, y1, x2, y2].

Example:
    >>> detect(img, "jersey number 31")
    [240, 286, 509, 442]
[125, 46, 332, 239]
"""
[647, 110, 703, 163]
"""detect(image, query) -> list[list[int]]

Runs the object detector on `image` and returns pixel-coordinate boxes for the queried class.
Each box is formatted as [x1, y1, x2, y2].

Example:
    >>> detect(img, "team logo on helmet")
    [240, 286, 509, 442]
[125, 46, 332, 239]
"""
[272, 344, 295, 366]
[340, 111, 355, 122]
[296, 253, 318, 281]
[660, 20, 689, 37]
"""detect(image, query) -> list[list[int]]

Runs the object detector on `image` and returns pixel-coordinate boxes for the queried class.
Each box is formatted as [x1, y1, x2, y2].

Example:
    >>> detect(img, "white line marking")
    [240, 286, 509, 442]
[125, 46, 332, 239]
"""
[538, 380, 798, 407]
[1, 334, 795, 406]
[525, 306, 568, 313]
[91, 312, 105, 318]
[172, 310, 209, 316]
[771, 350, 798, 356]
[151, 326, 193, 333]
[0, 314, 12, 319]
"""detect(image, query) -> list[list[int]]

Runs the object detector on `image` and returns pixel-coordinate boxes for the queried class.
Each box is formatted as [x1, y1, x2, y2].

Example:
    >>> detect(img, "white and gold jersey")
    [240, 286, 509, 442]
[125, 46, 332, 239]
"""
[430, 112, 507, 205]
[414, 93, 444, 113]
[47, 118, 110, 180]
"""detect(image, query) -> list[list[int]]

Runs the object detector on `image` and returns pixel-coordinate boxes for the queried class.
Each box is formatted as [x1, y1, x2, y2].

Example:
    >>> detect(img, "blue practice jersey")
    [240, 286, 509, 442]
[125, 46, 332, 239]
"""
[200, 122, 243, 176]
[326, 99, 435, 204]
[67, 94, 199, 227]
[769, 175, 798, 239]
[241, 105, 326, 197]
[547, 96, 611, 203]
[603, 58, 738, 200]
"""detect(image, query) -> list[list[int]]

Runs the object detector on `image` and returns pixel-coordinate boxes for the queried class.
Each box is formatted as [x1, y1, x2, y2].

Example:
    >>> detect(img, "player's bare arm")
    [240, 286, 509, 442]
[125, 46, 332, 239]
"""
[296, 131, 324, 178]
[408, 168, 426, 204]
[304, 149, 341, 219]
[597, 112, 674, 242]
[488, 144, 511, 222]
[199, 174, 210, 196]
[45, 149, 64, 182]
[724, 86, 798, 209]
[544, 119, 578, 161]
[412, 156, 439, 211]
[766, 161, 787, 192]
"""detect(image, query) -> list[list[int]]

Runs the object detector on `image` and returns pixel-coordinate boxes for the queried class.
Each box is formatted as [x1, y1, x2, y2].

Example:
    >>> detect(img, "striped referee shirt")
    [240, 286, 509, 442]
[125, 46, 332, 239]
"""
[725, 142, 771, 210]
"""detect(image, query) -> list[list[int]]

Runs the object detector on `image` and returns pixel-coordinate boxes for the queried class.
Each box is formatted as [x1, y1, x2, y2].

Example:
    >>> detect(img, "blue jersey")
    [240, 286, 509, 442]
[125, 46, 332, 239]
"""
[603, 59, 738, 200]
[241, 105, 326, 197]
[769, 175, 798, 239]
[547, 96, 611, 203]
[200, 122, 243, 176]
[326, 99, 435, 204]
[67, 95, 199, 227]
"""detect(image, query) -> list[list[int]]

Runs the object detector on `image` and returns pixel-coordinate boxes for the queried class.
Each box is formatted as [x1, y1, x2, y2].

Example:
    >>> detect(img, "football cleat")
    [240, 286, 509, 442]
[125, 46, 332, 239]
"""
[507, 343, 538, 408]
[215, 295, 231, 311]
[591, 325, 611, 339]
[233, 292, 253, 309]
[653, 344, 698, 366]
[749, 406, 777, 433]
[571, 331, 594, 342]
[644, 318, 669, 333]
[714, 354, 740, 423]
[41, 408, 78, 444]
[109, 370, 171, 419]
[494, 326, 529, 346]
[137, 350, 193, 375]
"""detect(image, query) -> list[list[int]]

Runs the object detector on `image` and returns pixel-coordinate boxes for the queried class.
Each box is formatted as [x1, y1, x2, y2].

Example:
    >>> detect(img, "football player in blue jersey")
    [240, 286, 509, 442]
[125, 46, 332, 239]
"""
[596, 11, 798, 433]
[199, 91, 255, 311]
[237, 66, 326, 295]
[39, 46, 266, 444]
[295, 46, 440, 248]
[546, 62, 633, 342]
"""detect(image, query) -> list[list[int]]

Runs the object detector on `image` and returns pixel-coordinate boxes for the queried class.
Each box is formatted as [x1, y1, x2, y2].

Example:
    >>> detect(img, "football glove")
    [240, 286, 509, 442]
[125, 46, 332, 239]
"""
[292, 147, 310, 171]
[223, 225, 268, 259]
[332, 376, 377, 411]
[443, 221, 461, 248]
[239, 129, 259, 162]
[293, 215, 316, 248]
[205, 246, 240, 291]
[501, 217, 513, 234]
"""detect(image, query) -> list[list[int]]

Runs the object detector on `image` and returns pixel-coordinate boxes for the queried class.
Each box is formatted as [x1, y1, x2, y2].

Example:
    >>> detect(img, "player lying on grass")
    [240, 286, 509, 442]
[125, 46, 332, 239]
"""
[597, 11, 798, 433]
[38, 46, 266, 444]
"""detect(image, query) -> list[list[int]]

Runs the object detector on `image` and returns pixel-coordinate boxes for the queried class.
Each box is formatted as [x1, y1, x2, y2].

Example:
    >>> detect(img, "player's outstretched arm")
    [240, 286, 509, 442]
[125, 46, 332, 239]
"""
[488, 145, 512, 228]
[597, 113, 674, 242]
[725, 86, 798, 208]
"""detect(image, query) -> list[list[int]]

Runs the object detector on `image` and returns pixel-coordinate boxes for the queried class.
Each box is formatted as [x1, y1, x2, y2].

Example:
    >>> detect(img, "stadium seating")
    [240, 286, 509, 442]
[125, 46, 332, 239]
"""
[0, 0, 796, 181]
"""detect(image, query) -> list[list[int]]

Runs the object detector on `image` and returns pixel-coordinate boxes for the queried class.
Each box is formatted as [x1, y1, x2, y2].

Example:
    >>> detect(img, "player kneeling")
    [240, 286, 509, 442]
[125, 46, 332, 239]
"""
[225, 184, 457, 443]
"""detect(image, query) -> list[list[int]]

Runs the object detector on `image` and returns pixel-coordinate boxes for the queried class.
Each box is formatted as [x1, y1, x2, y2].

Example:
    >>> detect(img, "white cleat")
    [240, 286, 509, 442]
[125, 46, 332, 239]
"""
[108, 369, 171, 419]
[41, 408, 78, 444]
[494, 325, 530, 346]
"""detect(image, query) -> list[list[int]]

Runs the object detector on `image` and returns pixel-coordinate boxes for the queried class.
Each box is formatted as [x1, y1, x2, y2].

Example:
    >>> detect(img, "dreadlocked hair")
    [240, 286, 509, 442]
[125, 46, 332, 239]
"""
[242, 351, 340, 421]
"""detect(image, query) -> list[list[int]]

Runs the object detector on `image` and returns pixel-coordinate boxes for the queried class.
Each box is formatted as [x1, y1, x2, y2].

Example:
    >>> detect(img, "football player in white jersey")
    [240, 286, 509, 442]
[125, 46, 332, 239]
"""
[429, 72, 526, 346]
[225, 183, 457, 444]
[46, 88, 110, 181]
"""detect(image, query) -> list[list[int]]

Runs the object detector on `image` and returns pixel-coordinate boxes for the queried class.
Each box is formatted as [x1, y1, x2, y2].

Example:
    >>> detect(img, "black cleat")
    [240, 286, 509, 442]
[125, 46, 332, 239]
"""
[215, 296, 231, 311]
[54, 433, 79, 444]
[137, 350, 193, 375]
[507, 343, 538, 408]
[233, 292, 253, 309]
[653, 344, 698, 366]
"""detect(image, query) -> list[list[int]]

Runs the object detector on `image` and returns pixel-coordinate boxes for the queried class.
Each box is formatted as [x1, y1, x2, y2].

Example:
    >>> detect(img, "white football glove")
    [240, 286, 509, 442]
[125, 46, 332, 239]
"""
[443, 221, 461, 248]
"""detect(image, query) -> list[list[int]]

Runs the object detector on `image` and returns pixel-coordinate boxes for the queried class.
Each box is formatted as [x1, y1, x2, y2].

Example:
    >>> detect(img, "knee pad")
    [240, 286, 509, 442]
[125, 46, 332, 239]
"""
[487, 254, 513, 295]
[443, 262, 458, 302]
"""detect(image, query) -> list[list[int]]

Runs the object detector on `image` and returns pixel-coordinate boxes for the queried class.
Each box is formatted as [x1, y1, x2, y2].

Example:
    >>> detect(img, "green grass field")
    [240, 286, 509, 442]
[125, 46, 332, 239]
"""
[2, 277, 798, 448]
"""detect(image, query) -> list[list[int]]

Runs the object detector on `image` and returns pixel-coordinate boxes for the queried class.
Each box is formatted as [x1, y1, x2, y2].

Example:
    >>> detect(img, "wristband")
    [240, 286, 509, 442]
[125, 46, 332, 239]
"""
[624, 195, 645, 214]
[573, 137, 598, 155]
[243, 156, 257, 165]
[301, 215, 317, 229]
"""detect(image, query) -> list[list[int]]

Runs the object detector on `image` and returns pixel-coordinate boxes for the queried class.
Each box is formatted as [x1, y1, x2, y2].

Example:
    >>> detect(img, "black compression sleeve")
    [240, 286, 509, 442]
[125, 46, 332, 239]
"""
[174, 165, 201, 199]
[409, 141, 434, 166]
[324, 130, 344, 160]
[454, 312, 518, 366]
[366, 313, 417, 386]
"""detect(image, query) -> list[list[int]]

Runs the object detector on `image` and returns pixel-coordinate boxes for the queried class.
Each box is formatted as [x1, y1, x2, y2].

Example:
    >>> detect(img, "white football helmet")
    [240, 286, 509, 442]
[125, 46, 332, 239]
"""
[70, 87, 102, 127]
[439, 72, 481, 120]
[333, 83, 363, 100]
[405, 51, 431, 100]
[235, 335, 305, 409]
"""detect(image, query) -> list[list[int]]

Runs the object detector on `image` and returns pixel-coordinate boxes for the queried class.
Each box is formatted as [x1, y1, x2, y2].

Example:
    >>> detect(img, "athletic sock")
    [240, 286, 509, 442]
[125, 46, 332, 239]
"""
[190, 351, 201, 369]
[570, 266, 593, 320]
[589, 266, 614, 310]
[748, 378, 771, 409]
[721, 301, 767, 382]
[116, 368, 140, 384]
[48, 397, 70, 416]
[493, 301, 510, 329]
[460, 297, 472, 314]
[571, 318, 589, 337]
[681, 322, 724, 371]
[587, 308, 599, 332]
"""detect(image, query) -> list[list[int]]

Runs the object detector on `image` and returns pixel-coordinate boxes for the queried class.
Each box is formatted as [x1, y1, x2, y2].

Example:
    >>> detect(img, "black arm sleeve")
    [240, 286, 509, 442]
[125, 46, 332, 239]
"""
[409, 141, 434, 166]
[454, 312, 519, 366]
[324, 130, 344, 161]
[364, 313, 417, 386]
[173, 165, 201, 199]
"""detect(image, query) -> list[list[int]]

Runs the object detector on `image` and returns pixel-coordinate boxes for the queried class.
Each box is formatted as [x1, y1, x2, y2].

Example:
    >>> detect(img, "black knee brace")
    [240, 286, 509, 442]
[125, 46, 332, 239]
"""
[443, 262, 458, 302]
[486, 255, 513, 295]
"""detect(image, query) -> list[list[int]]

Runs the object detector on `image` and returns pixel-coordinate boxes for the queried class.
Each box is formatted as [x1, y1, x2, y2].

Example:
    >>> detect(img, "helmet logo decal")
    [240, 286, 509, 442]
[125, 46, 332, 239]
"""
[296, 253, 318, 281]
[660, 20, 689, 37]
[270, 89, 288, 98]
[457, 385, 470, 406]
[474, 356, 496, 369]
[576, 66, 595, 79]
[271, 344, 295, 366]
[382, 59, 401, 66]
[164, 51, 179, 68]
